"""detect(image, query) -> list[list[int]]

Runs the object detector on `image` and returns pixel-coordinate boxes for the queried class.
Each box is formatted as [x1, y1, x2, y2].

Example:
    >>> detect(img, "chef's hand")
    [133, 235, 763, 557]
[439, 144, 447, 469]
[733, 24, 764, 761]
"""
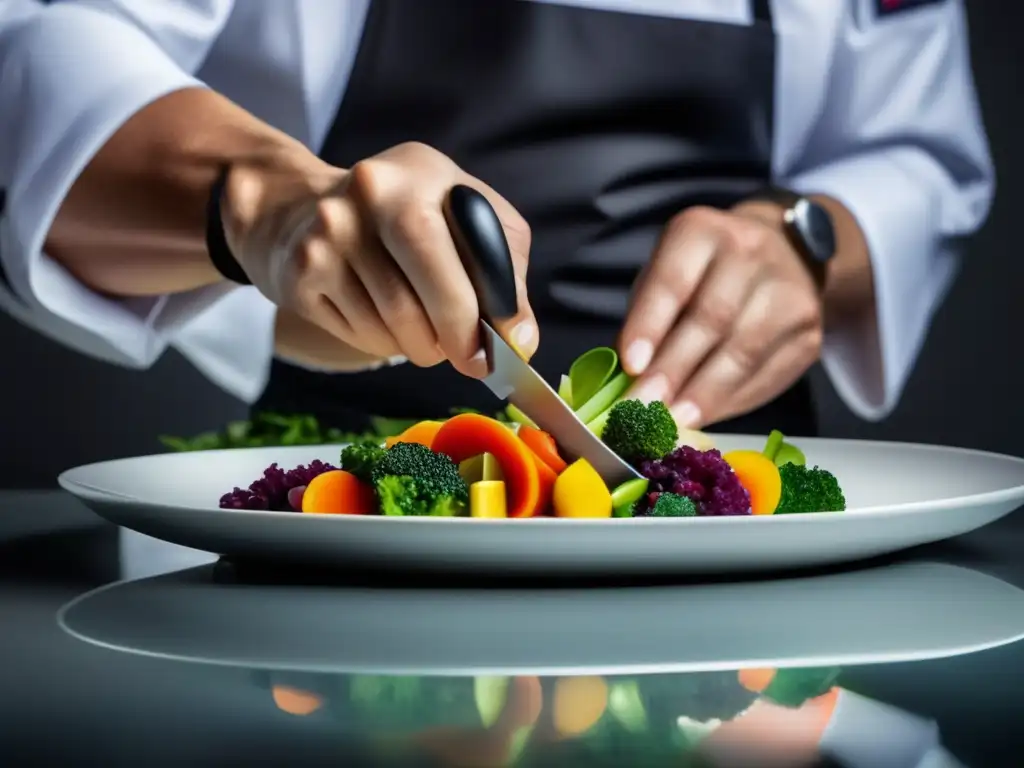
[220, 142, 537, 379]
[619, 203, 824, 429]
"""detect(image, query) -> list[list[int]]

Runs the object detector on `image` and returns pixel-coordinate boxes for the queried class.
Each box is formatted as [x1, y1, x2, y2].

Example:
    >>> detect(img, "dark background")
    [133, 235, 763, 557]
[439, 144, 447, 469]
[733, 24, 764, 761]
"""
[2, 1, 1021, 487]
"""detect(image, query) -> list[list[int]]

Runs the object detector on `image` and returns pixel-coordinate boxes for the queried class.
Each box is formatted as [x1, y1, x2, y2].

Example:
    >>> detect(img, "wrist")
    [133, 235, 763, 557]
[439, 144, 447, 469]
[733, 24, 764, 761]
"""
[732, 198, 830, 294]
[213, 148, 340, 285]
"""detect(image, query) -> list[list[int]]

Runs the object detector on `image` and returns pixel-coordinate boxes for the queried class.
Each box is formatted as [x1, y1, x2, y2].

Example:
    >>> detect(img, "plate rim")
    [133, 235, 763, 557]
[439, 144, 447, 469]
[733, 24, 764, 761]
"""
[57, 435, 1024, 525]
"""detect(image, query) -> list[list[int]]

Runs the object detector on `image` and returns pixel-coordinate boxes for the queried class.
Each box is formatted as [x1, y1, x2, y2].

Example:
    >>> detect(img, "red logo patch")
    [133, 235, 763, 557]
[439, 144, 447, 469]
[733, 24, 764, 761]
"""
[875, 0, 945, 16]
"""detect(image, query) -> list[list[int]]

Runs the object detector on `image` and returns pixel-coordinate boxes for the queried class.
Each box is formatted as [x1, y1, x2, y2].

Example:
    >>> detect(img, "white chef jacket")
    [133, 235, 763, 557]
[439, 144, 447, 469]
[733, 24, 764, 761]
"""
[0, 0, 994, 420]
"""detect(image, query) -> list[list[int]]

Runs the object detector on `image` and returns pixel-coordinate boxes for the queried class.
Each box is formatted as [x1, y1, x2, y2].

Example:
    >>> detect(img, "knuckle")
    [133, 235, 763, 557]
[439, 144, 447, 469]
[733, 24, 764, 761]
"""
[393, 201, 443, 247]
[791, 294, 824, 328]
[692, 297, 739, 337]
[725, 339, 763, 375]
[292, 237, 332, 279]
[395, 140, 438, 158]
[313, 197, 346, 240]
[347, 158, 388, 205]
[799, 327, 824, 359]
[731, 220, 769, 254]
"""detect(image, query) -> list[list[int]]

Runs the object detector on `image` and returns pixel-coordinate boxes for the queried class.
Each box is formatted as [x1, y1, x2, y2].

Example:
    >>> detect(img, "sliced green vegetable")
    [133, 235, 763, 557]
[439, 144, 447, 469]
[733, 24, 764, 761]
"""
[575, 371, 633, 425]
[774, 443, 806, 467]
[458, 453, 505, 485]
[763, 429, 784, 462]
[505, 404, 538, 429]
[558, 374, 574, 408]
[607, 680, 648, 734]
[610, 478, 649, 509]
[569, 347, 619, 412]
[474, 676, 510, 728]
[507, 726, 533, 764]
[586, 407, 612, 439]
[763, 429, 807, 468]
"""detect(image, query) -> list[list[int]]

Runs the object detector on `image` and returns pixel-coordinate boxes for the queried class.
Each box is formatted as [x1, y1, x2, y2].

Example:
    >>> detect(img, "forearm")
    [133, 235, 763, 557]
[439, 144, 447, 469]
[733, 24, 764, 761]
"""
[45, 87, 315, 298]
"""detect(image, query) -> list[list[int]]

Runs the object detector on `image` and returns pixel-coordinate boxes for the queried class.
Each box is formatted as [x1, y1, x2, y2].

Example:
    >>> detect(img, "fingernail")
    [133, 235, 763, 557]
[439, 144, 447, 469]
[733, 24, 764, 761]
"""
[512, 321, 535, 349]
[672, 400, 702, 428]
[467, 347, 489, 377]
[630, 373, 669, 405]
[624, 339, 653, 375]
[386, 355, 408, 366]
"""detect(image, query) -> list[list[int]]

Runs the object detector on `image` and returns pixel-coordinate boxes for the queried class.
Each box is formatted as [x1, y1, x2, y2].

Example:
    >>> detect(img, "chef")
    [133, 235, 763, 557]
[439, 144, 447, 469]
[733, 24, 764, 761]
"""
[0, 0, 993, 437]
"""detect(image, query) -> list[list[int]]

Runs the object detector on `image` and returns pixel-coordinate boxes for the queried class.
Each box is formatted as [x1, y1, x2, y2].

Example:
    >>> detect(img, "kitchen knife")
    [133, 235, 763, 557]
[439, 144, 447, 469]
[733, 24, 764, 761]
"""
[443, 184, 642, 488]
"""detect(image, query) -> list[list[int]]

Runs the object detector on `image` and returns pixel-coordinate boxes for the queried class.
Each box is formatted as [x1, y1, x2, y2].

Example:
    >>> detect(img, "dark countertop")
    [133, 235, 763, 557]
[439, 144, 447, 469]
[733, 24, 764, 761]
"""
[2, 491, 1023, 768]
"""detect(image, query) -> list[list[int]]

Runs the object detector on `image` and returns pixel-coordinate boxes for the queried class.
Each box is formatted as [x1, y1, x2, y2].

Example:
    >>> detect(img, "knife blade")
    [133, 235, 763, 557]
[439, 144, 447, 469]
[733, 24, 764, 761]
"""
[479, 321, 641, 487]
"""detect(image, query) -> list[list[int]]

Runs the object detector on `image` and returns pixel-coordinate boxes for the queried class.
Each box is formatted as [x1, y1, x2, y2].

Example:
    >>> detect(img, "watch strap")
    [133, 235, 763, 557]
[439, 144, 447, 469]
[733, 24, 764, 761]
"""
[206, 165, 253, 286]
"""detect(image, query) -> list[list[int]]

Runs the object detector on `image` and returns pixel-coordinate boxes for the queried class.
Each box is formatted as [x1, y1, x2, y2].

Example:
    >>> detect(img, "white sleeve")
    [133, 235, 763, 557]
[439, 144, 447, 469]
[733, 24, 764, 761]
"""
[778, 0, 994, 421]
[0, 0, 237, 370]
[819, 689, 943, 768]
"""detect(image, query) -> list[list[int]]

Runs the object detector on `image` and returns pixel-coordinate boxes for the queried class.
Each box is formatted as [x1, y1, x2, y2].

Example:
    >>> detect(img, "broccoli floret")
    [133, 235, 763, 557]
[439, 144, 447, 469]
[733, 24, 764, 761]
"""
[650, 492, 697, 518]
[602, 399, 679, 463]
[340, 440, 386, 483]
[376, 475, 466, 517]
[775, 464, 845, 515]
[371, 442, 468, 517]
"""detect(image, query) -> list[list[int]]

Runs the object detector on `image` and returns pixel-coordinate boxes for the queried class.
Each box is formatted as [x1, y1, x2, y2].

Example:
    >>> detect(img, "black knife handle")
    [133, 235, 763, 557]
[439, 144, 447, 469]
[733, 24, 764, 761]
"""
[443, 184, 519, 323]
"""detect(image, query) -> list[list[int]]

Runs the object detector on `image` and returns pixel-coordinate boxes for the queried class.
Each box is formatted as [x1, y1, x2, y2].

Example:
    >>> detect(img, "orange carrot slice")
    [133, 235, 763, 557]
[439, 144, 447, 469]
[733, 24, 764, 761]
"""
[517, 425, 568, 474]
[385, 420, 444, 449]
[432, 414, 542, 518]
[722, 450, 783, 515]
[271, 685, 324, 716]
[301, 469, 376, 515]
[738, 667, 777, 693]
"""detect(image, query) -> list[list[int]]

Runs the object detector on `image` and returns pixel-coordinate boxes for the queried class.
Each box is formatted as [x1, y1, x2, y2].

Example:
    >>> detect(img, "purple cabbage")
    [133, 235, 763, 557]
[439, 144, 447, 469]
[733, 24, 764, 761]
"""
[637, 446, 751, 517]
[219, 460, 336, 511]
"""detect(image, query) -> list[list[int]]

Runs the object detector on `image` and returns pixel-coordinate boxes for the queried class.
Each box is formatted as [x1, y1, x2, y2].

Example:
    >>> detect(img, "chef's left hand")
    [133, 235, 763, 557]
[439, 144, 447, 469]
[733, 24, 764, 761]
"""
[619, 203, 824, 429]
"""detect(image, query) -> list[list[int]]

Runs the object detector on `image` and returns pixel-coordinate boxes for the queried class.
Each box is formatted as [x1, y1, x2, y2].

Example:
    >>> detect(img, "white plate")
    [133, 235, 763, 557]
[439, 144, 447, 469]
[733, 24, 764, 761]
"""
[58, 436, 1024, 576]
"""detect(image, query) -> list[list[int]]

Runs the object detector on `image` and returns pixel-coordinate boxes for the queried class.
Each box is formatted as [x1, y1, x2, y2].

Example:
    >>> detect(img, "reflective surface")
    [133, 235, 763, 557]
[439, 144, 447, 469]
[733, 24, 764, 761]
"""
[3, 491, 1024, 767]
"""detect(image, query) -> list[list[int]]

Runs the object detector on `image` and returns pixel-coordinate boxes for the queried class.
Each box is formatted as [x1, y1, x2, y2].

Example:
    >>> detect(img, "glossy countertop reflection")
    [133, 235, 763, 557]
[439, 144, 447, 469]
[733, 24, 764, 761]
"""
[2, 491, 1024, 767]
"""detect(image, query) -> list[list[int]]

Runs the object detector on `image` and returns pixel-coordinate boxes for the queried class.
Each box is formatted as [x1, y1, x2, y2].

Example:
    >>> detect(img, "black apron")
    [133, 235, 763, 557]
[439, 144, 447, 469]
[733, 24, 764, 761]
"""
[255, 0, 818, 437]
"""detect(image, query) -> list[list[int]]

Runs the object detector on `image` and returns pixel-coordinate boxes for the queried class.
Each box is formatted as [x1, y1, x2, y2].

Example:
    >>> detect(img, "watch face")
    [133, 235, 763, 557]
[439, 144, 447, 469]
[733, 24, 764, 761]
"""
[792, 198, 836, 263]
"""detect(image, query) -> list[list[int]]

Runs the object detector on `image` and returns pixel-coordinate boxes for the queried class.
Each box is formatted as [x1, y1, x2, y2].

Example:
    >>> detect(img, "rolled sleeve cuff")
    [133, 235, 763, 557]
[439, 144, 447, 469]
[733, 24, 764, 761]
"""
[819, 689, 941, 768]
[785, 151, 956, 422]
[1, 5, 221, 369]
[171, 286, 277, 405]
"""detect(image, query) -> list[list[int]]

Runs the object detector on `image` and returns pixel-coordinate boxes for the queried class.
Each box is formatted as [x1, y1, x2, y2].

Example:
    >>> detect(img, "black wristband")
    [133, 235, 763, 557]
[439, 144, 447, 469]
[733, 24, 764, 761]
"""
[205, 165, 252, 285]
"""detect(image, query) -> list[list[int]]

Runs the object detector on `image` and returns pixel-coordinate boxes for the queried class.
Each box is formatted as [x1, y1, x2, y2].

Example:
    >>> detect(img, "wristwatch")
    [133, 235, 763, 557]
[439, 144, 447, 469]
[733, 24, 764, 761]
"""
[747, 187, 836, 288]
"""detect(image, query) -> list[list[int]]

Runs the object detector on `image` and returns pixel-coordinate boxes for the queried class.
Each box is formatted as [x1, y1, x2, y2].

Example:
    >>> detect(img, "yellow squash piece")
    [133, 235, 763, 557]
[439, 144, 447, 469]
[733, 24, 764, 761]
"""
[552, 458, 612, 518]
[722, 450, 782, 515]
[552, 676, 609, 738]
[470, 480, 508, 518]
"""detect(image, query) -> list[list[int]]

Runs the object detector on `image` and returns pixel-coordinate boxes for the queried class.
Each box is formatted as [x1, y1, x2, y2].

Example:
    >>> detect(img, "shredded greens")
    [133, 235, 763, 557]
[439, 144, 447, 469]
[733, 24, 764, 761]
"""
[159, 409, 511, 452]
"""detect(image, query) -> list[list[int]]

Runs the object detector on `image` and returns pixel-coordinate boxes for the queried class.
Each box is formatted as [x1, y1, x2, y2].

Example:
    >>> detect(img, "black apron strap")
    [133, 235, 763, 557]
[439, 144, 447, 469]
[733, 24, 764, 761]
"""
[752, 0, 773, 24]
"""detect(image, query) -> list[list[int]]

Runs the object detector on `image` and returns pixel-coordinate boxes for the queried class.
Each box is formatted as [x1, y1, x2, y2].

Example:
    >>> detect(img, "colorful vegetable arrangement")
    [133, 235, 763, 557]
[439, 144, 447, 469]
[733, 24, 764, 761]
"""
[218, 347, 846, 519]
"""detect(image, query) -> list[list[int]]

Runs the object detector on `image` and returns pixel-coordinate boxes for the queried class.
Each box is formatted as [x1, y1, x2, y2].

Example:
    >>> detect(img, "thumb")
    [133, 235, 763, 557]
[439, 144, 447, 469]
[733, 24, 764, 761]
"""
[467, 181, 539, 361]
[491, 273, 539, 362]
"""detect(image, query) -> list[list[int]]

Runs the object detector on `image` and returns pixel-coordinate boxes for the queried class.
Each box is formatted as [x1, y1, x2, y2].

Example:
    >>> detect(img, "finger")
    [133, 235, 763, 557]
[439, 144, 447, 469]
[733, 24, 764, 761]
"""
[319, 192, 447, 369]
[627, 239, 764, 406]
[348, 159, 488, 378]
[446, 174, 538, 362]
[618, 208, 721, 378]
[711, 329, 820, 426]
[670, 283, 805, 428]
[294, 235, 404, 361]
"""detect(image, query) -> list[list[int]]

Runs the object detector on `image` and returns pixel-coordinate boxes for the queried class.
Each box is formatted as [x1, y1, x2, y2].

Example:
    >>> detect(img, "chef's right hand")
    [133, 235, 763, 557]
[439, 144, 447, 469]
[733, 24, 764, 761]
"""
[220, 142, 538, 379]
